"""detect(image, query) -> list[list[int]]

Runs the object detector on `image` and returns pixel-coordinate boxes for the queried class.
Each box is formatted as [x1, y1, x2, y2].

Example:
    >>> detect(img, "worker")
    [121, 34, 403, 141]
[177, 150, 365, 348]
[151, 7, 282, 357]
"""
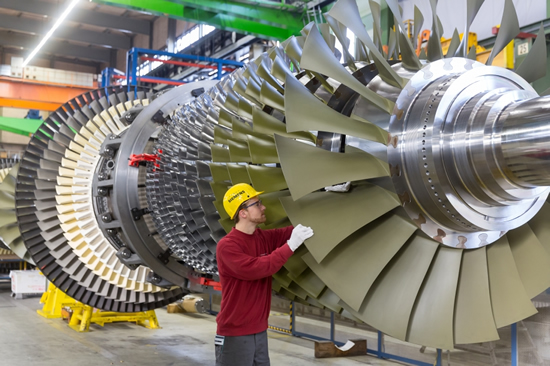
[215, 183, 314, 366]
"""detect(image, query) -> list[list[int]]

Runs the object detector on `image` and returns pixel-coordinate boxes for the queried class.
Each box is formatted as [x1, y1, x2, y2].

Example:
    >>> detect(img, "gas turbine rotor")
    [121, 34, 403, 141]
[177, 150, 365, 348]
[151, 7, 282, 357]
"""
[389, 58, 549, 248]
[13, 0, 550, 351]
[145, 0, 550, 349]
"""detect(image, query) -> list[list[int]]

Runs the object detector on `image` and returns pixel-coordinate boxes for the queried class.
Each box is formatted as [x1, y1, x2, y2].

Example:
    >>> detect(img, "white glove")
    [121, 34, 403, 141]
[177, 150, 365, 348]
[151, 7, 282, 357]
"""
[287, 224, 314, 252]
[324, 182, 351, 192]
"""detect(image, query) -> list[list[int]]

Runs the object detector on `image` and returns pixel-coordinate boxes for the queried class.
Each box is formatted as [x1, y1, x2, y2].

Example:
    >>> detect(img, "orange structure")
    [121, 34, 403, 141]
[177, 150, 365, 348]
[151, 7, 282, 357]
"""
[0, 77, 96, 112]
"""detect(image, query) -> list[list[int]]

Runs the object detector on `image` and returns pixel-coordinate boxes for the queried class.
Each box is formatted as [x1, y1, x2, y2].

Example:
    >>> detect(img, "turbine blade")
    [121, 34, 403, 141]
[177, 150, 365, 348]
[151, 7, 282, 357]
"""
[467, 45, 478, 60]
[280, 183, 399, 263]
[211, 145, 231, 162]
[300, 26, 395, 113]
[407, 246, 462, 349]
[457, 0, 485, 57]
[247, 134, 279, 164]
[209, 163, 230, 183]
[252, 108, 316, 143]
[329, 0, 405, 88]
[486, 235, 537, 328]
[386, 0, 422, 69]
[340, 234, 439, 341]
[445, 29, 462, 58]
[259, 190, 289, 225]
[413, 5, 424, 49]
[515, 25, 547, 83]
[454, 247, 499, 344]
[227, 164, 251, 184]
[427, 0, 443, 61]
[318, 23, 336, 51]
[275, 135, 390, 201]
[302, 213, 417, 311]
[260, 81, 285, 111]
[285, 75, 390, 143]
[486, 0, 520, 66]
[271, 55, 294, 84]
[507, 224, 550, 298]
[324, 14, 357, 71]
[527, 202, 550, 253]
[246, 165, 287, 193]
[290, 268, 326, 298]
[283, 36, 303, 70]
[369, 0, 384, 53]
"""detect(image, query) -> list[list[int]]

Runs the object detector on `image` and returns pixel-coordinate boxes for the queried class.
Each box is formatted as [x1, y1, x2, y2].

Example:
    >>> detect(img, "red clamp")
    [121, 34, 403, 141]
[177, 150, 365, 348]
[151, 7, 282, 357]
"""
[128, 153, 160, 168]
[200, 277, 222, 291]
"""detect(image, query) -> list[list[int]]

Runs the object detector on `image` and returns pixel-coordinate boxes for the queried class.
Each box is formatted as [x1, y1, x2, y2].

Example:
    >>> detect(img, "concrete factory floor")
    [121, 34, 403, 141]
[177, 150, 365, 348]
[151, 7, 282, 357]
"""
[0, 282, 402, 366]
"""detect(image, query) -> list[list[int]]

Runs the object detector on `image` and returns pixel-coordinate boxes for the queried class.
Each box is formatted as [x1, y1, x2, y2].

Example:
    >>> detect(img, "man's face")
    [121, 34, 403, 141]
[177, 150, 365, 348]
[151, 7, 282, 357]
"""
[242, 198, 266, 224]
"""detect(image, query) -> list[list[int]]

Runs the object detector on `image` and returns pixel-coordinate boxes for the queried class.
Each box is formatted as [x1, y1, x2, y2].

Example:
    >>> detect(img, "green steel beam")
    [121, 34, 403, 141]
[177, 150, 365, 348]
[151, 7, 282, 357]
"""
[94, 0, 307, 40]
[0, 117, 42, 137]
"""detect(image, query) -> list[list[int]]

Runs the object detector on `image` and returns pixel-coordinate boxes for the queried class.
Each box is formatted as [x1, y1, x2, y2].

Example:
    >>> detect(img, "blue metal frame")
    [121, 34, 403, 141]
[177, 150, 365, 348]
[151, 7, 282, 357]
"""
[100, 67, 125, 88]
[125, 47, 244, 91]
[286, 301, 442, 366]
[511, 323, 518, 366]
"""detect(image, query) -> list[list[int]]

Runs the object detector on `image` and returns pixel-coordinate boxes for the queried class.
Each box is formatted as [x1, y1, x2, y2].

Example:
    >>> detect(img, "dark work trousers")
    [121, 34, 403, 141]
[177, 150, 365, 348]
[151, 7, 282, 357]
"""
[215, 330, 270, 366]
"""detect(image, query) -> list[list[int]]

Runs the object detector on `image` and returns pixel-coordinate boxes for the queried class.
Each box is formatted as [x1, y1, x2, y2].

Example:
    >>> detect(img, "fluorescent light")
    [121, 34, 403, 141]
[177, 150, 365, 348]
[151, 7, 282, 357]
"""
[22, 0, 80, 67]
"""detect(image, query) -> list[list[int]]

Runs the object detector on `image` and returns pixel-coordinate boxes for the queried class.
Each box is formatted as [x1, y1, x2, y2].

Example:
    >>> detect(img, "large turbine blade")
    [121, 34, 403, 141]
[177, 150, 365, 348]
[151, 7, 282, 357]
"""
[413, 5, 424, 49]
[342, 234, 439, 341]
[302, 214, 417, 311]
[406, 246, 462, 349]
[300, 26, 394, 114]
[246, 165, 287, 193]
[252, 108, 315, 143]
[285, 75, 390, 143]
[386, 0, 422, 70]
[515, 25, 547, 83]
[457, 0, 485, 57]
[486, 0, 520, 65]
[454, 247, 499, 344]
[486, 236, 537, 327]
[445, 29, 462, 58]
[275, 135, 389, 200]
[507, 224, 550, 298]
[328, 0, 404, 88]
[280, 183, 399, 263]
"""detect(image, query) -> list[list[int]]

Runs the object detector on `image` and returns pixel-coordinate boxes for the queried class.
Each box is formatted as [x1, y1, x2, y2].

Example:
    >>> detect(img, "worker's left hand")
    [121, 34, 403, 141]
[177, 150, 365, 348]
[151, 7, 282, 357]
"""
[287, 224, 314, 252]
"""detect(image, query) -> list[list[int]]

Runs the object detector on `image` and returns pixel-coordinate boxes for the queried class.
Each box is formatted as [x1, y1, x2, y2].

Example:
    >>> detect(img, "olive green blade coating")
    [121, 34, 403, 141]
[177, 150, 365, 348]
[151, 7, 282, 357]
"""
[302, 213, 417, 312]
[276, 135, 389, 201]
[454, 247, 499, 344]
[486, 235, 537, 328]
[407, 246, 461, 349]
[280, 183, 399, 263]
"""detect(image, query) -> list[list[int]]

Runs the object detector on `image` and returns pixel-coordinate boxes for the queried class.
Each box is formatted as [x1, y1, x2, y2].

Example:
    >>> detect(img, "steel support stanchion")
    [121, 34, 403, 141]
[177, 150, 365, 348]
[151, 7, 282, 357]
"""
[330, 311, 335, 342]
[511, 323, 518, 366]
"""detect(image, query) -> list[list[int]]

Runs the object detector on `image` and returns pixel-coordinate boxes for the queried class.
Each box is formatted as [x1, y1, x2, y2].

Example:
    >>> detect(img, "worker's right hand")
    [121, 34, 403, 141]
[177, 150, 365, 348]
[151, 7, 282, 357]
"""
[287, 224, 314, 252]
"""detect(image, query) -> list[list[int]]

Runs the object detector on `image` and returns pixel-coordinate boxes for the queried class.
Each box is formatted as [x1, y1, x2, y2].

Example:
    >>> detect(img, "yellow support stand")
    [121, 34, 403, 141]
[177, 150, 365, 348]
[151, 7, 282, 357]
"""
[37, 282, 79, 319]
[37, 282, 161, 332]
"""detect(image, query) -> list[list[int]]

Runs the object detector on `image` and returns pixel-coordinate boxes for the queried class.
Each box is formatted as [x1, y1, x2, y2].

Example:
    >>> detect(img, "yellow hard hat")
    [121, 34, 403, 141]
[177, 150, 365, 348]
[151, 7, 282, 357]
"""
[223, 183, 264, 219]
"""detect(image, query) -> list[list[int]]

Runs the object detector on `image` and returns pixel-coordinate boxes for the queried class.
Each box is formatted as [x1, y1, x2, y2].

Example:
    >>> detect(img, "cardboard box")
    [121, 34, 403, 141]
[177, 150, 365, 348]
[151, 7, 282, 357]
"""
[9, 270, 47, 294]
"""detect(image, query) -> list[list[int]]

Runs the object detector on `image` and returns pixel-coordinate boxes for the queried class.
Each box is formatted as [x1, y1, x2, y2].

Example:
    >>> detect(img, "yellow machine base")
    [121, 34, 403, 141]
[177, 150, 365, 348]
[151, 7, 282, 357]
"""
[37, 282, 161, 332]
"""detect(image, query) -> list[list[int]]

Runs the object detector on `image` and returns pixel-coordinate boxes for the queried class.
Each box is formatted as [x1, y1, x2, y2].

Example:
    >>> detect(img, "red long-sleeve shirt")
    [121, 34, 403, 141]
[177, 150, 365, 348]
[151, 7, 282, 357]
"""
[216, 226, 294, 336]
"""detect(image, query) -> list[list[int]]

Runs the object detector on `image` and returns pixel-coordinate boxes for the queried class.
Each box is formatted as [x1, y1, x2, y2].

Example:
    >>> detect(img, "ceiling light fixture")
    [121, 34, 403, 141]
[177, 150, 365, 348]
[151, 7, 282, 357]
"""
[22, 0, 80, 67]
